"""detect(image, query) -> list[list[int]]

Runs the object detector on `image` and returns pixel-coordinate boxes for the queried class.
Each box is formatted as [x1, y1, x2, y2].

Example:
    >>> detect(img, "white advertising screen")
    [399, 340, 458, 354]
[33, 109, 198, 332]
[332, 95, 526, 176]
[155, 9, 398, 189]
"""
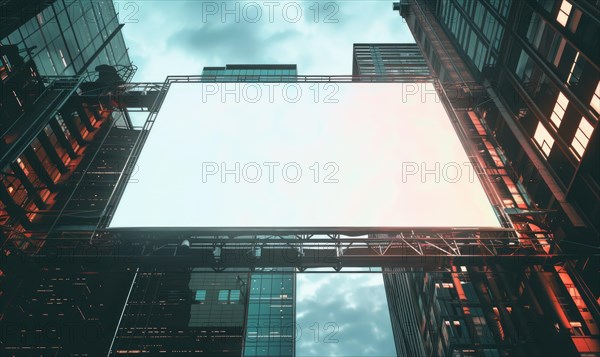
[109, 82, 500, 228]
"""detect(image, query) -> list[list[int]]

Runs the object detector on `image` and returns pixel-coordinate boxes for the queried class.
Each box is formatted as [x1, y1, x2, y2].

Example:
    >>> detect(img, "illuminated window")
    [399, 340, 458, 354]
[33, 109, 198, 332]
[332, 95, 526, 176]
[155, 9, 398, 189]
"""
[570, 321, 584, 336]
[218, 289, 240, 303]
[571, 118, 594, 159]
[566, 52, 582, 85]
[12, 90, 23, 108]
[534, 122, 555, 157]
[442, 282, 454, 288]
[551, 92, 569, 128]
[59, 49, 68, 68]
[556, 0, 572, 27]
[218, 290, 228, 301]
[591, 81, 600, 115]
[1, 54, 12, 80]
[16, 157, 29, 175]
[195, 290, 206, 301]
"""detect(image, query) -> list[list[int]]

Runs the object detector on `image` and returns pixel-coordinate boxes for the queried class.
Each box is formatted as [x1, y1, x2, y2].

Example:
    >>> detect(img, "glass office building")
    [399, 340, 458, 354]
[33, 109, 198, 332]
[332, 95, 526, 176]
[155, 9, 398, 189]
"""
[1, 0, 136, 241]
[0, 0, 140, 354]
[244, 270, 295, 357]
[110, 259, 295, 356]
[110, 270, 249, 355]
[389, 0, 600, 355]
[1, 0, 131, 76]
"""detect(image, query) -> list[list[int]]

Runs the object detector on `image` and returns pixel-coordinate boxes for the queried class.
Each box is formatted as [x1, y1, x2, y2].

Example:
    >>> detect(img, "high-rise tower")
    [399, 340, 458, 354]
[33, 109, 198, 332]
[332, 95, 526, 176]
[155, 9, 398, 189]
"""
[0, 1, 145, 354]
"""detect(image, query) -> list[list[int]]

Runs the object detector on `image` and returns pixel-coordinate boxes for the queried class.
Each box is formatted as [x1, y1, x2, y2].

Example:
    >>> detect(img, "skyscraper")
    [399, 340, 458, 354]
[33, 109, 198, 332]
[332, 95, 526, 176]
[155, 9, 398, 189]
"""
[394, 0, 599, 287]
[354, 42, 585, 356]
[109, 269, 251, 355]
[0, 1, 144, 354]
[377, 0, 600, 355]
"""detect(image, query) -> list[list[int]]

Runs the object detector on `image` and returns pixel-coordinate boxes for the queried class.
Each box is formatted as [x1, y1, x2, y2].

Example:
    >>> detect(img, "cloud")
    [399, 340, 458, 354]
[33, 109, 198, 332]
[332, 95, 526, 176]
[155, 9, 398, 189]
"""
[296, 272, 396, 356]
[119, 0, 415, 81]
[167, 21, 299, 64]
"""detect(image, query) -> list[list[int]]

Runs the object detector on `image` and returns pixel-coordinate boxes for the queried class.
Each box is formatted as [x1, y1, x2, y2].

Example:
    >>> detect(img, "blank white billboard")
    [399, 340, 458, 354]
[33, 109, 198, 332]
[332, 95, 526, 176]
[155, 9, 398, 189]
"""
[109, 82, 500, 229]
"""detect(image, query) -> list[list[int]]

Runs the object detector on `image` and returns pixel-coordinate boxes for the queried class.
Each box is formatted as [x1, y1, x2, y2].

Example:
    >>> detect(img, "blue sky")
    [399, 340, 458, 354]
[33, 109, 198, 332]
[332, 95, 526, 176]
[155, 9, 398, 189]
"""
[115, 0, 415, 80]
[114, 1, 415, 355]
[296, 270, 396, 357]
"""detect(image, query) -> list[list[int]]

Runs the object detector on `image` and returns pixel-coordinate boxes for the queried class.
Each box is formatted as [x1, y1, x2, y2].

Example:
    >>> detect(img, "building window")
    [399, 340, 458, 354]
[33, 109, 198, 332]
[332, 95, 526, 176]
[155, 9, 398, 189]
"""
[591, 81, 600, 115]
[1, 55, 12, 80]
[568, 8, 582, 32]
[526, 13, 544, 49]
[195, 290, 206, 301]
[12, 90, 23, 108]
[556, 0, 572, 27]
[516, 50, 533, 82]
[534, 122, 555, 157]
[567, 52, 582, 85]
[571, 118, 594, 159]
[218, 289, 240, 303]
[551, 92, 569, 128]
[552, 38, 567, 67]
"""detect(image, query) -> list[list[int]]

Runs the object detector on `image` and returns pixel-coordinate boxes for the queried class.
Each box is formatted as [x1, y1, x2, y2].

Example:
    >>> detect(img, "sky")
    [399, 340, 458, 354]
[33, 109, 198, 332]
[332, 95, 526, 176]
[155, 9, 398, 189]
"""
[114, 0, 415, 81]
[113, 1, 415, 356]
[295, 269, 396, 357]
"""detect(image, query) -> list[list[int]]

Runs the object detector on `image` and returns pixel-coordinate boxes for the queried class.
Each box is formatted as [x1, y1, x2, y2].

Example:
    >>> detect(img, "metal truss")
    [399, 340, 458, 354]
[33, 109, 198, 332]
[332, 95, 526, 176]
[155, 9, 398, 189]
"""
[163, 74, 434, 83]
[4, 227, 576, 272]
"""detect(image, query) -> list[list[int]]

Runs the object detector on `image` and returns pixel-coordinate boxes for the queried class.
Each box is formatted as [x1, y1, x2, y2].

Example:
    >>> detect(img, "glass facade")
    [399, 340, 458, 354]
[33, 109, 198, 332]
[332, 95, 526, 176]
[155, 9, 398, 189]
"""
[395, 0, 600, 355]
[244, 270, 295, 357]
[437, 0, 509, 72]
[1, 0, 133, 247]
[1, 0, 130, 76]
[352, 43, 431, 78]
[0, 1, 139, 354]
[202, 64, 297, 82]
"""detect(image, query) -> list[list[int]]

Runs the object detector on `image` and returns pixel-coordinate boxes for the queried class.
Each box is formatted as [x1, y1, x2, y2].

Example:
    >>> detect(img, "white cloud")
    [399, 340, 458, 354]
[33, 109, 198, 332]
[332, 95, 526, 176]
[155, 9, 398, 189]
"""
[118, 0, 415, 81]
[296, 272, 396, 356]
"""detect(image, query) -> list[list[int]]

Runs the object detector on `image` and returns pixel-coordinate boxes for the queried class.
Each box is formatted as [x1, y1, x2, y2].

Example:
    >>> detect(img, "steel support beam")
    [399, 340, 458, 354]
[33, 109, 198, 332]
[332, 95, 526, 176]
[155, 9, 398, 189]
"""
[3, 228, 586, 271]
